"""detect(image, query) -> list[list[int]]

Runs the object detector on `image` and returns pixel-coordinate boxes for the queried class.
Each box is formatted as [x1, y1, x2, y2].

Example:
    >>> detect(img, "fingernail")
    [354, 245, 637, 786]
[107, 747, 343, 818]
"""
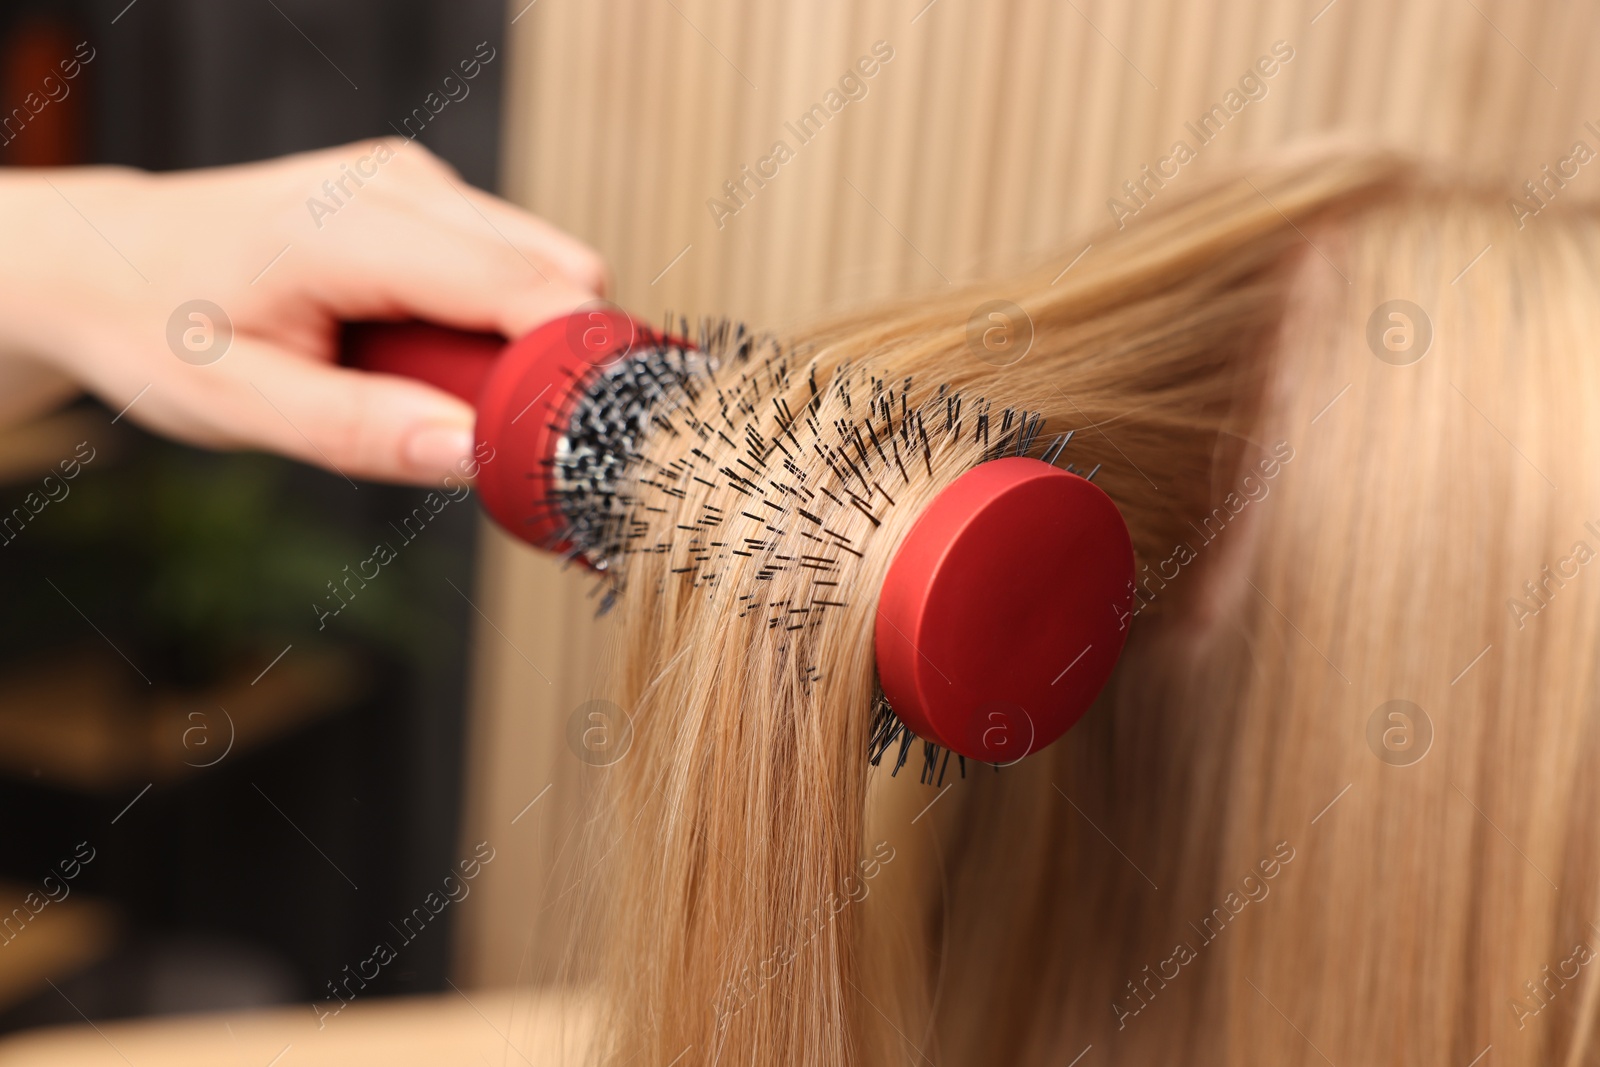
[404, 423, 474, 472]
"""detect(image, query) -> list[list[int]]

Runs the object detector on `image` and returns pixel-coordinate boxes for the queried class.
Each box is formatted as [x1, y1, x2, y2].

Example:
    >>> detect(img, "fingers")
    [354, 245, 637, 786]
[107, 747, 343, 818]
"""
[454, 182, 609, 295]
[392, 142, 607, 293]
[130, 336, 479, 486]
[291, 141, 609, 340]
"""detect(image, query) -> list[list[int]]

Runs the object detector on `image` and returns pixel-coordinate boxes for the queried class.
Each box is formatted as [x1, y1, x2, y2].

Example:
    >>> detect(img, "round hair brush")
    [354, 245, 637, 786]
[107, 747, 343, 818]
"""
[343, 308, 1135, 770]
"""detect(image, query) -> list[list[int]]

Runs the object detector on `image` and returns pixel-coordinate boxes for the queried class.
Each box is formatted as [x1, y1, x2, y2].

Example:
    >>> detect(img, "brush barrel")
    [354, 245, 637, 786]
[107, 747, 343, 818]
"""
[344, 320, 1136, 766]
[340, 309, 646, 550]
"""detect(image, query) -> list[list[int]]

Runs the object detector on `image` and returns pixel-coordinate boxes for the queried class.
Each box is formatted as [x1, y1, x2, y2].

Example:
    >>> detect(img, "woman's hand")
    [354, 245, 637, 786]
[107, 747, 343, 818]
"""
[0, 139, 606, 484]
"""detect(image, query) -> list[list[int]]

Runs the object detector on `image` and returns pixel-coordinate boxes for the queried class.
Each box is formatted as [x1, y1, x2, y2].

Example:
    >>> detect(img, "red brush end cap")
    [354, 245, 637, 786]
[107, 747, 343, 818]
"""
[473, 307, 644, 552]
[873, 457, 1135, 763]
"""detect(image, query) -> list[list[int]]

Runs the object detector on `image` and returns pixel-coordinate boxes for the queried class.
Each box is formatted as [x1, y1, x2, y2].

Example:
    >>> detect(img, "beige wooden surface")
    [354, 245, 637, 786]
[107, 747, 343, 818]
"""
[456, 0, 1600, 987]
[0, 988, 591, 1067]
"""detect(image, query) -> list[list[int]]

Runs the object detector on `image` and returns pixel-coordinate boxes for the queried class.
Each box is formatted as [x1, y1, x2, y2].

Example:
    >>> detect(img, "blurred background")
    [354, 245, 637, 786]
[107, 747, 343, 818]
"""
[3, 0, 1600, 1059]
[0, 0, 503, 1030]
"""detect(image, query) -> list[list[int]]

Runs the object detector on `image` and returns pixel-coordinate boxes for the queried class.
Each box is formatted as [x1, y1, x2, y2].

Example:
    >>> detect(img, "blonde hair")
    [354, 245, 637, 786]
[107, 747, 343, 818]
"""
[578, 146, 1600, 1065]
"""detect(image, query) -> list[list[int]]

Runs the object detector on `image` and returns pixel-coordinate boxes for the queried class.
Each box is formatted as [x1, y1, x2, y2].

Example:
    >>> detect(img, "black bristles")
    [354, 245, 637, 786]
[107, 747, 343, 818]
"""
[1041, 431, 1072, 466]
[868, 692, 971, 786]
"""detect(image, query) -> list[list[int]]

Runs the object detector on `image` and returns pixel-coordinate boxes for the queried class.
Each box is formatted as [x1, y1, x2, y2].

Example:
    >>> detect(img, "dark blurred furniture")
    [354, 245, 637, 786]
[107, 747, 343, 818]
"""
[0, 0, 505, 1028]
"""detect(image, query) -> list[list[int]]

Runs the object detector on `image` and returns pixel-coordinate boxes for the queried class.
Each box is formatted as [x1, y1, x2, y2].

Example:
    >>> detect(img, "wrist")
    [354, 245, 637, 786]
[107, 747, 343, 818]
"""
[0, 166, 149, 375]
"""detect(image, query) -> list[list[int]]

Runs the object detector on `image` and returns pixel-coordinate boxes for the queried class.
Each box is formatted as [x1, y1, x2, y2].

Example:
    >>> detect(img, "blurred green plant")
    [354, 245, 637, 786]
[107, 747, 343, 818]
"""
[0, 427, 466, 685]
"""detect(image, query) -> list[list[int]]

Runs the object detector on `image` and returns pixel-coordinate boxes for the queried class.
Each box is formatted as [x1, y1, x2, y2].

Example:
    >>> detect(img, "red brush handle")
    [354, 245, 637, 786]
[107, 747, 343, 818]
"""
[341, 321, 506, 405]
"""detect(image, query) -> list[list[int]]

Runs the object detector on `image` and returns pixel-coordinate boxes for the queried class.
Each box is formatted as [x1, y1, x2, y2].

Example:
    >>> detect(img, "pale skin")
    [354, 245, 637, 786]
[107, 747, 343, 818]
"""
[0, 139, 606, 485]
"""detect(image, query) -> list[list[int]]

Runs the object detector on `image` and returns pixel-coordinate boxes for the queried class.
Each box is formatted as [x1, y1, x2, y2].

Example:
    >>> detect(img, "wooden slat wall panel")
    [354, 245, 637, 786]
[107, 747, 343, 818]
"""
[455, 0, 1600, 987]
